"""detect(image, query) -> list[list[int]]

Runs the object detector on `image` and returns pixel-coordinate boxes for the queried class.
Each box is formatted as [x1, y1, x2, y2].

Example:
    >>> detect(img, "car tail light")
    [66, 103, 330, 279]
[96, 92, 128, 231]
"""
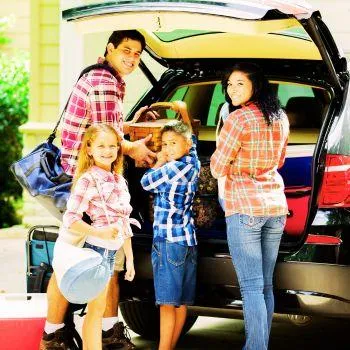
[318, 154, 350, 207]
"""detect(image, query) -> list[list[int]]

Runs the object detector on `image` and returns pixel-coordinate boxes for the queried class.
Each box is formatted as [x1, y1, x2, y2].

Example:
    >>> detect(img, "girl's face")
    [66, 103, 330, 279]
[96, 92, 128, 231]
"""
[226, 71, 253, 107]
[88, 131, 120, 171]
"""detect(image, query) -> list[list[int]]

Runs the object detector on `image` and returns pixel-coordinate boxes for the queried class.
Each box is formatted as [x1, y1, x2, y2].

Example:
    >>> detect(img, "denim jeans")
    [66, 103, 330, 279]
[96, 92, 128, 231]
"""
[226, 214, 286, 350]
[152, 240, 197, 306]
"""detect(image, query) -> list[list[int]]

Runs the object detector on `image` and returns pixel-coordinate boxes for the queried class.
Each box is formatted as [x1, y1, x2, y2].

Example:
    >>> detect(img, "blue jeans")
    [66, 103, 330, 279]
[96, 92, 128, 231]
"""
[226, 214, 286, 350]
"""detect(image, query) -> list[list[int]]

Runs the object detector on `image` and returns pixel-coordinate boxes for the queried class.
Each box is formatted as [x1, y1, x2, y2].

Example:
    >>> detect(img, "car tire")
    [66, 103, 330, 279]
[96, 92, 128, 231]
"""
[287, 314, 312, 327]
[120, 300, 198, 339]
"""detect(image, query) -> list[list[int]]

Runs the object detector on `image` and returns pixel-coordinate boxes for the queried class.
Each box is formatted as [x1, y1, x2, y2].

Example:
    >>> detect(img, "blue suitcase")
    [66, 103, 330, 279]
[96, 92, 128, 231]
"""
[26, 225, 59, 293]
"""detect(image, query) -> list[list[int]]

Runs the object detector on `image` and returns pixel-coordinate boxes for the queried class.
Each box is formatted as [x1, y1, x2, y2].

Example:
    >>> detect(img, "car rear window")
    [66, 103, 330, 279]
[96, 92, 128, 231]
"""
[165, 81, 326, 135]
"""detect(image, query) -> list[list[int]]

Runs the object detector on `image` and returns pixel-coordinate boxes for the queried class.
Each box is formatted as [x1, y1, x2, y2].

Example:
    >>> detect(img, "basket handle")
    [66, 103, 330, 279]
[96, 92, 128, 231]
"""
[151, 101, 193, 126]
[134, 101, 193, 126]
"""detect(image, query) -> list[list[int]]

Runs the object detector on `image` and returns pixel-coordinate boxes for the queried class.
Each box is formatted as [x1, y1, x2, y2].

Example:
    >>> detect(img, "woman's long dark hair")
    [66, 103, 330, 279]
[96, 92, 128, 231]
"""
[222, 63, 282, 125]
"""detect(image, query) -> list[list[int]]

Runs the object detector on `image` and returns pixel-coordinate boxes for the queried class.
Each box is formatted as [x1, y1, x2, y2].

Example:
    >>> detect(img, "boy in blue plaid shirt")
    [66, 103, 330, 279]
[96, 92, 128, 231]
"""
[141, 119, 200, 350]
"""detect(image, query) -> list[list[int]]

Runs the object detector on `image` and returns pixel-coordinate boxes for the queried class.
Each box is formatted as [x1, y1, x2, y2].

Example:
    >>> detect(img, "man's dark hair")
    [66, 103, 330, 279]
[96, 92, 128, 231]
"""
[104, 30, 146, 56]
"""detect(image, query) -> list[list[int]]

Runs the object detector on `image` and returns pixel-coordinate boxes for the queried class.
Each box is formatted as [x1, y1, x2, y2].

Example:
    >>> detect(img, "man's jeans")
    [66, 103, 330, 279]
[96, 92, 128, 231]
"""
[226, 214, 286, 350]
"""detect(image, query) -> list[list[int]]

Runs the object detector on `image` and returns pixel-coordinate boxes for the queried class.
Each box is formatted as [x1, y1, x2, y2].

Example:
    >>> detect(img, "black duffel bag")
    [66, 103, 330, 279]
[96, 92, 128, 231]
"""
[10, 63, 116, 220]
[10, 135, 72, 220]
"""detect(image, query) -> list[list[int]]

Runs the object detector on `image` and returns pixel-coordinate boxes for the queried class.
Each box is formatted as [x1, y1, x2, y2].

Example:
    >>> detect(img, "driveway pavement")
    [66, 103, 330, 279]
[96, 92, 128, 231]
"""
[0, 236, 349, 349]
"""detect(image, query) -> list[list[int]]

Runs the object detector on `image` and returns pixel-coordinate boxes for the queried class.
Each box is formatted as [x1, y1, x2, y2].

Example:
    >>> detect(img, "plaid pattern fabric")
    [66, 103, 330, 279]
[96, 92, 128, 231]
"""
[61, 66, 125, 176]
[210, 103, 289, 217]
[63, 166, 139, 243]
[141, 135, 200, 246]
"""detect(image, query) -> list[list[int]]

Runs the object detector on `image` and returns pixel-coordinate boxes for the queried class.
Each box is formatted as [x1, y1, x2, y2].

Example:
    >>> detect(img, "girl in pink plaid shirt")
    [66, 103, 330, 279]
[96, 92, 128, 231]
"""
[61, 124, 139, 349]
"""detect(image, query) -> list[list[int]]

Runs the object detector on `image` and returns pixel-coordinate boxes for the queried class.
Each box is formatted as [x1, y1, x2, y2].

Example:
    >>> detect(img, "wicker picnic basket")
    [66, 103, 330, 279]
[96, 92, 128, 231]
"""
[129, 101, 200, 167]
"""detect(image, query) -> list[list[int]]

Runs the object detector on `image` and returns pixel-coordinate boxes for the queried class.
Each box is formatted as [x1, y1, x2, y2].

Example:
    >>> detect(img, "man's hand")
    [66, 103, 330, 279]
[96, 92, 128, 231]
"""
[124, 135, 156, 165]
[124, 106, 159, 135]
[132, 105, 159, 123]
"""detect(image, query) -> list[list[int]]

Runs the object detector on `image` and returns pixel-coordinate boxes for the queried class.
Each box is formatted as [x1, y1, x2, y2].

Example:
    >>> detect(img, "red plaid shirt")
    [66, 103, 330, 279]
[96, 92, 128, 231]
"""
[210, 102, 289, 217]
[61, 65, 125, 176]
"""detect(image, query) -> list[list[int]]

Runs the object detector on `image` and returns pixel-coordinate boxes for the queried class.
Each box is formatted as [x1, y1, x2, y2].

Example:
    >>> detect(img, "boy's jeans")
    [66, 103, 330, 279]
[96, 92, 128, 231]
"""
[226, 214, 286, 350]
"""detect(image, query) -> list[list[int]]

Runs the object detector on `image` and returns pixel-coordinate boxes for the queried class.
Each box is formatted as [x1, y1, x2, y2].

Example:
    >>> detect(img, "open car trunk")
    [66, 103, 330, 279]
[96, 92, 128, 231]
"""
[62, 0, 347, 253]
[125, 70, 332, 252]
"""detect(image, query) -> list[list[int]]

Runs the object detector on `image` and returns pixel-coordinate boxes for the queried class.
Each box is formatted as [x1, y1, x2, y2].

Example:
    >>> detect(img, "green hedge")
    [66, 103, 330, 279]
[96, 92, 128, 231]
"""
[0, 51, 29, 227]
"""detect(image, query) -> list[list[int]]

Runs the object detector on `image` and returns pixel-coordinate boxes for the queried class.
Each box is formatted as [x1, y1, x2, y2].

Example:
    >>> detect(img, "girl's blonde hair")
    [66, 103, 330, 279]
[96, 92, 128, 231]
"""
[73, 124, 123, 188]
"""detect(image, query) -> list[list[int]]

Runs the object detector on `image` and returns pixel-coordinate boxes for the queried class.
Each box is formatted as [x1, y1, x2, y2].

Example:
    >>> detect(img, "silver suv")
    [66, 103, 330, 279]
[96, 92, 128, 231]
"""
[63, 0, 350, 338]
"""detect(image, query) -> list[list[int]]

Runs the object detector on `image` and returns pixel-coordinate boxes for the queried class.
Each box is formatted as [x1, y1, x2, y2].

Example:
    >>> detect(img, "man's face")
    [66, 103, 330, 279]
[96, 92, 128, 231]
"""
[106, 38, 142, 77]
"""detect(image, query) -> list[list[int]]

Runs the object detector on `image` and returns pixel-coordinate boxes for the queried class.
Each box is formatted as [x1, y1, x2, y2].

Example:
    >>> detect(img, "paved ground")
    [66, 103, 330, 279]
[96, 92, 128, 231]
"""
[0, 238, 26, 294]
[1, 236, 349, 349]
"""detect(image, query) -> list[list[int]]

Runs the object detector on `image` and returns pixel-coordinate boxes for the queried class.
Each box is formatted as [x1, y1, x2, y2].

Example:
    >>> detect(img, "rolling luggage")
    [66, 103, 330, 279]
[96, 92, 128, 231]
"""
[26, 225, 58, 293]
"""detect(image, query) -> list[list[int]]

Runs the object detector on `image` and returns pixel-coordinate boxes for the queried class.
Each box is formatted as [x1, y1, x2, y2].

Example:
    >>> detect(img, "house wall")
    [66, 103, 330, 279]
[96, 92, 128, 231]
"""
[0, 0, 30, 53]
[21, 0, 60, 225]
[310, 0, 350, 55]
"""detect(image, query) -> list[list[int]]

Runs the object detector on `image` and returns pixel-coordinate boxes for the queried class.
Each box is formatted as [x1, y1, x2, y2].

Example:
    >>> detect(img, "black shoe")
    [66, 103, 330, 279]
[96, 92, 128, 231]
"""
[102, 322, 136, 349]
[39, 326, 74, 350]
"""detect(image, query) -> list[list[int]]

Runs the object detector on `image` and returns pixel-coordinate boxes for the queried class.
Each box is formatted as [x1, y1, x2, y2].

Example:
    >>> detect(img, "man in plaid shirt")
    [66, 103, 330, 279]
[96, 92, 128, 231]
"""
[141, 120, 200, 350]
[40, 30, 154, 350]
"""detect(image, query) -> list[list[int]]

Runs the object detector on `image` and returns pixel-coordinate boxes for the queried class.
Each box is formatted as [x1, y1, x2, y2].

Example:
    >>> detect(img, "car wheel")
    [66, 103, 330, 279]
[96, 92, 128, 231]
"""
[287, 314, 312, 327]
[120, 300, 198, 339]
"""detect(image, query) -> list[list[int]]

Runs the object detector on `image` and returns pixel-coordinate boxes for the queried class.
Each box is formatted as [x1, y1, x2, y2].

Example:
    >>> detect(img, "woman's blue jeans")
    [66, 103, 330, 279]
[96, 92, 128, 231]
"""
[226, 213, 286, 350]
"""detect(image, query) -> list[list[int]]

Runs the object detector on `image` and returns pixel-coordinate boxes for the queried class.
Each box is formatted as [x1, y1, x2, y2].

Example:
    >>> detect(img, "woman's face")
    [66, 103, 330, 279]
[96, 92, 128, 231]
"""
[226, 71, 253, 107]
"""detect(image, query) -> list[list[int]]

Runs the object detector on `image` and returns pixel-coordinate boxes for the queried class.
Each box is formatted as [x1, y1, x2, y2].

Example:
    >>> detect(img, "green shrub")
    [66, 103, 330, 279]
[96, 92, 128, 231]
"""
[0, 40, 29, 227]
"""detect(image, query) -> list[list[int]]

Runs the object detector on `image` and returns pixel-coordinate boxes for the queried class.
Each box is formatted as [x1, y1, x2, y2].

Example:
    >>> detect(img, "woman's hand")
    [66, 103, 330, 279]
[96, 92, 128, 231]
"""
[125, 258, 135, 281]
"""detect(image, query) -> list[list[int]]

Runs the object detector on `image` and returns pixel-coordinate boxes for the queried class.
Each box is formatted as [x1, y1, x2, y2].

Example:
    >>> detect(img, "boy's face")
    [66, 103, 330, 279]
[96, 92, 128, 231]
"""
[161, 131, 191, 161]
[106, 38, 142, 77]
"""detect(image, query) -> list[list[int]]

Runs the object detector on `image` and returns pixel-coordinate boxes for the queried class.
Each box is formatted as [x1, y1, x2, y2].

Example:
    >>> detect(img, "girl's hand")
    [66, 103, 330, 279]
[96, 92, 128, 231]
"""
[95, 227, 118, 240]
[125, 259, 135, 281]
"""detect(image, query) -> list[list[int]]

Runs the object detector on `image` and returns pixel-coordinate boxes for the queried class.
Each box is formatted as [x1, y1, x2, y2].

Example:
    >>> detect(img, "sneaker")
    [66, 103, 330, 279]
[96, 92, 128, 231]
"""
[102, 322, 136, 350]
[39, 326, 74, 350]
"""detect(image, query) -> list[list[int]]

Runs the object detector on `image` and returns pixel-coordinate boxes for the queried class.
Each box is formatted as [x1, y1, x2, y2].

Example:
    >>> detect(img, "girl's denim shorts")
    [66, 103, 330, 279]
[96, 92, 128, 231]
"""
[83, 242, 117, 277]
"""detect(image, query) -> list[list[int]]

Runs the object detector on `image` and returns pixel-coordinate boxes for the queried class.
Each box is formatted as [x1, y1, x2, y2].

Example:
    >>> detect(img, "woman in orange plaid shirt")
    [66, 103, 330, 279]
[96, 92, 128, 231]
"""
[210, 62, 289, 350]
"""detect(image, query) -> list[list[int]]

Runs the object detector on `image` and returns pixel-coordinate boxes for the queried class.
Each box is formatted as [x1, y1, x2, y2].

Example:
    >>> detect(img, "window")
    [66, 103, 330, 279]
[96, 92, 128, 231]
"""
[277, 83, 315, 108]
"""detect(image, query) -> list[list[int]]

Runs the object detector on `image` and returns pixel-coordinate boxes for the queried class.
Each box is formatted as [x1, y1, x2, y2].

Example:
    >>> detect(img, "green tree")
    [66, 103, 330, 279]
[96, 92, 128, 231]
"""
[0, 17, 29, 227]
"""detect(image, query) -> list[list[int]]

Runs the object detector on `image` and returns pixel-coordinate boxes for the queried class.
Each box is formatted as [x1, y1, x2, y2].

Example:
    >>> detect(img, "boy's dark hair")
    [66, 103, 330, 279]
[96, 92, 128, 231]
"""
[161, 120, 192, 140]
[104, 30, 146, 57]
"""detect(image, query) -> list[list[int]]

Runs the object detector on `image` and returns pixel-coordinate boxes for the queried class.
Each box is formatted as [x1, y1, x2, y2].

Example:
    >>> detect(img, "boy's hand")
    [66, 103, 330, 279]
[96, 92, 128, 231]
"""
[125, 259, 135, 281]
[152, 150, 168, 168]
